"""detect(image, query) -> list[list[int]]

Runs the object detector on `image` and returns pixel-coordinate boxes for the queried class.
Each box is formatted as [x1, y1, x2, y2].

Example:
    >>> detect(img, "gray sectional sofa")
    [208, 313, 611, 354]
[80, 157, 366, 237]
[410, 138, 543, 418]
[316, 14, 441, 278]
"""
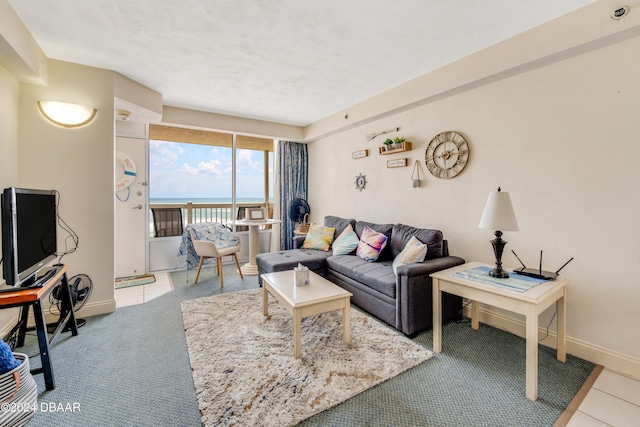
[256, 215, 465, 336]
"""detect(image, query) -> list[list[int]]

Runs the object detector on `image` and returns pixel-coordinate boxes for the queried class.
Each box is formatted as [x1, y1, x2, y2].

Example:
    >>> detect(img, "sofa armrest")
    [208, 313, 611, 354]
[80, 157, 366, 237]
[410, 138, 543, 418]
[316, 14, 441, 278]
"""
[394, 255, 465, 336]
[292, 235, 306, 249]
[396, 256, 465, 277]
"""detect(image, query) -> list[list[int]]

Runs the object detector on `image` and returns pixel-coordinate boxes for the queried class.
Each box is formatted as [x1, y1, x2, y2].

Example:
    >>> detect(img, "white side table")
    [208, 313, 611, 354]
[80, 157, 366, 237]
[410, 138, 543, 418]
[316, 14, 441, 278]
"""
[430, 261, 568, 401]
[234, 219, 281, 275]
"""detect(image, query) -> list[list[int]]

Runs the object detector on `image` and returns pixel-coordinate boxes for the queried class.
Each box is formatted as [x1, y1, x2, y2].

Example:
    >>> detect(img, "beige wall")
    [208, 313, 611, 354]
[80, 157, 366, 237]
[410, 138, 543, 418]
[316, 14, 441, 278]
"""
[0, 66, 19, 188]
[161, 105, 304, 141]
[18, 60, 117, 317]
[307, 33, 640, 375]
[0, 66, 21, 330]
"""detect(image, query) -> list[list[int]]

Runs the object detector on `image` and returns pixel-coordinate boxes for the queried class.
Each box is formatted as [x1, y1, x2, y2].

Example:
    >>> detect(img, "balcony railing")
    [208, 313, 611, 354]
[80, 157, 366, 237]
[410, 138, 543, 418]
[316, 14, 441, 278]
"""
[149, 201, 274, 236]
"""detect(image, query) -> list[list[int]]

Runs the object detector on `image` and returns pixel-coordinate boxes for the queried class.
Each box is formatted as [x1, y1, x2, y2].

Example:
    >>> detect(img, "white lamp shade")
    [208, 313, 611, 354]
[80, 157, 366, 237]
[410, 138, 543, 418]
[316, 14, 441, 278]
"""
[37, 101, 97, 128]
[478, 189, 519, 231]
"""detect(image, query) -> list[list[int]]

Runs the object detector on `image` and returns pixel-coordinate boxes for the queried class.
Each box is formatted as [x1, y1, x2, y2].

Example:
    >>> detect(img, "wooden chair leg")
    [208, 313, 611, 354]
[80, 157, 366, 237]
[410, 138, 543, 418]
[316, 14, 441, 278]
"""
[194, 256, 205, 284]
[217, 257, 224, 288]
[233, 254, 244, 279]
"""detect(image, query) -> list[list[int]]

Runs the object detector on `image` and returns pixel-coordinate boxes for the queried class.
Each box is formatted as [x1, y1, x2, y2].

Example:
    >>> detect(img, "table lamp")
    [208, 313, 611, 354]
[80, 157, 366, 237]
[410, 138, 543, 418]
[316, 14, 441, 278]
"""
[478, 187, 519, 278]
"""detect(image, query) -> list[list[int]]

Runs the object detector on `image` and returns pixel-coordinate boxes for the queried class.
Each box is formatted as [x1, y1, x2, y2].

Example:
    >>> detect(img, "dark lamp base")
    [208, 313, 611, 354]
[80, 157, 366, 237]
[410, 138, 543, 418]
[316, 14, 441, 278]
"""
[488, 230, 510, 279]
[488, 268, 509, 278]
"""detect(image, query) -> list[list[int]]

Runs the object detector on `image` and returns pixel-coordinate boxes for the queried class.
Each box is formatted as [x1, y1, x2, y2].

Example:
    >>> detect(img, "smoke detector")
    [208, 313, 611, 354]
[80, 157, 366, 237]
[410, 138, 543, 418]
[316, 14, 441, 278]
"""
[611, 6, 629, 20]
[116, 109, 132, 121]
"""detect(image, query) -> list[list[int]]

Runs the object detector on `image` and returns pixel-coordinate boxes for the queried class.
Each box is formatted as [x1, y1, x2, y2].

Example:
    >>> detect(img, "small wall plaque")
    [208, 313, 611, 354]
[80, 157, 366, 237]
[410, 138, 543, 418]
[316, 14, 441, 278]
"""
[352, 149, 369, 159]
[387, 158, 408, 168]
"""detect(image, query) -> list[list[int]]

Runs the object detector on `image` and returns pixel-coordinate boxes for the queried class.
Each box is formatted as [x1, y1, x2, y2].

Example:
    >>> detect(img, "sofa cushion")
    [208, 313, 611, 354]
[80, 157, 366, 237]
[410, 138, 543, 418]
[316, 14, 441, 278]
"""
[256, 249, 331, 275]
[302, 223, 335, 251]
[356, 226, 389, 262]
[392, 235, 428, 274]
[324, 215, 356, 240]
[355, 221, 394, 260]
[390, 223, 444, 260]
[331, 224, 359, 255]
[327, 255, 396, 299]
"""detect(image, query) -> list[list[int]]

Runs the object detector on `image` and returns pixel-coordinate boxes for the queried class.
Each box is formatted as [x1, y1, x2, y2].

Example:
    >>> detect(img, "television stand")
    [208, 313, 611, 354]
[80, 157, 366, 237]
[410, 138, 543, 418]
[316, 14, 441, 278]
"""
[0, 264, 78, 391]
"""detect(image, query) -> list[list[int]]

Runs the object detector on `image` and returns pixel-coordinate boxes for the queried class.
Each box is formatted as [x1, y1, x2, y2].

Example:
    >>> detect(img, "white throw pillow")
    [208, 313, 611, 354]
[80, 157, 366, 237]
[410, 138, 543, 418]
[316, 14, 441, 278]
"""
[392, 236, 428, 275]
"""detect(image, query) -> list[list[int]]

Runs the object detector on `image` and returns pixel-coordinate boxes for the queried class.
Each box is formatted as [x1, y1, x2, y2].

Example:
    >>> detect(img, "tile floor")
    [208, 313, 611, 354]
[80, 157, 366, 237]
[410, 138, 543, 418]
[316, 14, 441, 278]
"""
[114, 272, 174, 308]
[566, 369, 640, 426]
[114, 274, 640, 426]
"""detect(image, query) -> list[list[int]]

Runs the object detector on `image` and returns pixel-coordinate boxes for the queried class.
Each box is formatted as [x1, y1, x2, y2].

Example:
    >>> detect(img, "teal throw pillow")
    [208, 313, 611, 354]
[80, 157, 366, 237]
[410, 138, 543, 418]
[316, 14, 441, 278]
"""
[331, 224, 359, 255]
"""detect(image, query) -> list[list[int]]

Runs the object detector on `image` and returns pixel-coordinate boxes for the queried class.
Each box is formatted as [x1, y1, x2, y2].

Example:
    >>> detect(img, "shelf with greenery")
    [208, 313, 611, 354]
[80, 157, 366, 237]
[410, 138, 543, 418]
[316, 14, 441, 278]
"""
[378, 138, 412, 154]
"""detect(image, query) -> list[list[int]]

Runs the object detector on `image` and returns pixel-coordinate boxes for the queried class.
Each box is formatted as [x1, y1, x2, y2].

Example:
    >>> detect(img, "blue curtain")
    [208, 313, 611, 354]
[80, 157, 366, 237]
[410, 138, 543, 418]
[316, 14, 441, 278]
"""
[278, 141, 308, 250]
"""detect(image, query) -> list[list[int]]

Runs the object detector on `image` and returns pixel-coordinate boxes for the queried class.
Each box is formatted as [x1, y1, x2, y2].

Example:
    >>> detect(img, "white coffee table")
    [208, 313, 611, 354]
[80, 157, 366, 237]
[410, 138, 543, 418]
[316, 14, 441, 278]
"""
[261, 270, 352, 358]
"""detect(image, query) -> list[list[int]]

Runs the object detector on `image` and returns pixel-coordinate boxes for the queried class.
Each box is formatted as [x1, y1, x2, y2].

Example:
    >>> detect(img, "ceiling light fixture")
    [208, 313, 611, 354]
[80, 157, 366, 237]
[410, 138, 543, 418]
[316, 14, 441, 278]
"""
[37, 101, 97, 128]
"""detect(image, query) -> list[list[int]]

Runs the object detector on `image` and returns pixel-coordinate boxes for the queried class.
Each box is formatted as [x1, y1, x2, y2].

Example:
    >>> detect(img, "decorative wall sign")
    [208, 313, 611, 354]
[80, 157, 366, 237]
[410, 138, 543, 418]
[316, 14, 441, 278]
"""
[386, 158, 408, 168]
[352, 149, 369, 159]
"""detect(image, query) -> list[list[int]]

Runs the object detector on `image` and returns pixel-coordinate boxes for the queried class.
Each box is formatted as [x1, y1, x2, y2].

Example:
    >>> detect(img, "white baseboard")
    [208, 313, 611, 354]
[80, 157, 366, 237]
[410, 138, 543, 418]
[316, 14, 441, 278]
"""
[74, 299, 116, 319]
[0, 312, 20, 338]
[466, 306, 640, 381]
[13, 299, 116, 330]
[42, 299, 116, 324]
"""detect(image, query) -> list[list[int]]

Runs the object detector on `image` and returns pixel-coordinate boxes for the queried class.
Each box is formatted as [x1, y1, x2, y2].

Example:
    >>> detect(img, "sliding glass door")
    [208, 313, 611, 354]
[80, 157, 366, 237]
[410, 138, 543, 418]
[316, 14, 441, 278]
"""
[148, 125, 274, 234]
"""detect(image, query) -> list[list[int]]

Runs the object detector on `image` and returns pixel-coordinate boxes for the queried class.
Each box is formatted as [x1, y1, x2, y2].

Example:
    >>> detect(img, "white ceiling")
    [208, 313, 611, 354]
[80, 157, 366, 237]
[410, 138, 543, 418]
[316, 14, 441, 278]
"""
[10, 0, 596, 126]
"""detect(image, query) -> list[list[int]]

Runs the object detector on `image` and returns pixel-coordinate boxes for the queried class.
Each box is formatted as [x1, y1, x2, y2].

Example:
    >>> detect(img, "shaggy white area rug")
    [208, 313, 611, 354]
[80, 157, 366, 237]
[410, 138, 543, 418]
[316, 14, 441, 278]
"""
[181, 289, 432, 427]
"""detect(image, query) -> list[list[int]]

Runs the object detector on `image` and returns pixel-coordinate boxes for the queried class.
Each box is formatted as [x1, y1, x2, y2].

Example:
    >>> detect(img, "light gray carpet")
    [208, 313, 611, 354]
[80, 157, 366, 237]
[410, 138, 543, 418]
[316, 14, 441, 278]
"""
[182, 289, 431, 426]
[17, 264, 594, 426]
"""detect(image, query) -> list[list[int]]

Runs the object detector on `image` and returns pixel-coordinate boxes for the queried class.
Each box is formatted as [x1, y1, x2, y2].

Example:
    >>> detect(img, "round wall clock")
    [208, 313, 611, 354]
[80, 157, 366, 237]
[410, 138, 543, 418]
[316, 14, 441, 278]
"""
[355, 173, 367, 191]
[425, 131, 470, 179]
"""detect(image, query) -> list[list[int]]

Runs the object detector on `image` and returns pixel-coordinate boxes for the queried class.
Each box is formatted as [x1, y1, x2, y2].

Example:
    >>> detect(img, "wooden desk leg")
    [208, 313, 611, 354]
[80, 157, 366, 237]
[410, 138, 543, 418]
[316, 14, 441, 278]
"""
[33, 300, 55, 391]
[343, 299, 351, 344]
[262, 285, 269, 316]
[293, 308, 302, 358]
[432, 278, 442, 353]
[525, 303, 538, 400]
[557, 292, 567, 363]
[471, 301, 479, 330]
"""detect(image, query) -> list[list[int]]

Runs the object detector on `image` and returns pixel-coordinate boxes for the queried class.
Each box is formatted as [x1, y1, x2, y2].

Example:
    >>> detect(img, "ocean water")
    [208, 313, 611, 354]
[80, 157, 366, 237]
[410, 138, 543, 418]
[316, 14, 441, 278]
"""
[149, 197, 273, 228]
[150, 197, 271, 204]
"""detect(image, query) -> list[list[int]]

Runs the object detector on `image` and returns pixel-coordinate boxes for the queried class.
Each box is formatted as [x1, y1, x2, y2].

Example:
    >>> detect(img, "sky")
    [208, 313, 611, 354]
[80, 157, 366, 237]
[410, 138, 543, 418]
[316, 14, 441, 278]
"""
[149, 140, 273, 200]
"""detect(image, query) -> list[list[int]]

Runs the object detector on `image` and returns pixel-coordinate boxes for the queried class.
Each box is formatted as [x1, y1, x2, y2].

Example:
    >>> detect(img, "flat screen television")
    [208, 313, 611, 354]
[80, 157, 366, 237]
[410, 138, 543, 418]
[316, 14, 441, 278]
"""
[1, 187, 58, 287]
